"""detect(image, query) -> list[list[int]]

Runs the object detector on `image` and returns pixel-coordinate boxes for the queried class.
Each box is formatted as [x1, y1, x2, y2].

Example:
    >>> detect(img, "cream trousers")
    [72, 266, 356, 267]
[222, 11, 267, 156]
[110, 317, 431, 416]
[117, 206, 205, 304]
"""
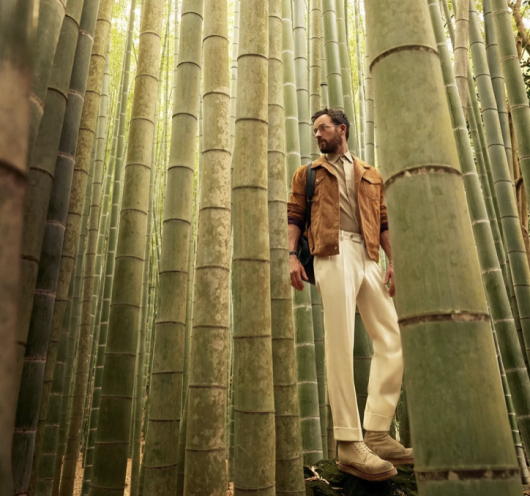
[314, 230, 404, 441]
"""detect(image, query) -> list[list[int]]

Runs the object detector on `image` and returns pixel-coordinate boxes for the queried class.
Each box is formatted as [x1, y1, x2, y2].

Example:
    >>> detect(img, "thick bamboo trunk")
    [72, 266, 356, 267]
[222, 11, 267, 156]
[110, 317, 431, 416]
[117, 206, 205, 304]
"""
[17, 0, 84, 420]
[268, 0, 306, 492]
[431, 0, 530, 461]
[365, 0, 521, 494]
[232, 1, 276, 494]
[182, 2, 231, 493]
[12, 2, 87, 491]
[0, 1, 34, 494]
[87, 0, 164, 494]
[468, 0, 530, 364]
[142, 0, 203, 491]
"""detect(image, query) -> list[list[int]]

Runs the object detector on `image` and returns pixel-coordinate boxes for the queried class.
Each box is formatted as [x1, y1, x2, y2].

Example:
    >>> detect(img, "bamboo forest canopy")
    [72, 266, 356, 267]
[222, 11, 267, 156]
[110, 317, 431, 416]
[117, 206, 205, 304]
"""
[4, 0, 530, 496]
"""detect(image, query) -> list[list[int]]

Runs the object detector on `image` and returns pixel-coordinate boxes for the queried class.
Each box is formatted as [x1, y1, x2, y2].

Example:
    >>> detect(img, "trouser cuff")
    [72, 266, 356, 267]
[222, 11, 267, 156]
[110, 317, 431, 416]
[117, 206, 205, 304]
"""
[363, 412, 393, 432]
[334, 426, 363, 442]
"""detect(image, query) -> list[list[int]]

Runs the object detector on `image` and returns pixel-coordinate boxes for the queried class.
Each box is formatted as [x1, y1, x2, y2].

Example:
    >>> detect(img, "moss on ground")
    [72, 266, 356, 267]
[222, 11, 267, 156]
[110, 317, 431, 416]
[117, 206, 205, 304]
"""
[304, 459, 418, 496]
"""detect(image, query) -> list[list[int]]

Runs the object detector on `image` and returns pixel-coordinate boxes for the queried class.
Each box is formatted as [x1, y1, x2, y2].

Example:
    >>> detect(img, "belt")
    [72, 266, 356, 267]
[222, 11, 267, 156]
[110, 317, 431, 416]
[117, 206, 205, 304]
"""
[340, 230, 363, 243]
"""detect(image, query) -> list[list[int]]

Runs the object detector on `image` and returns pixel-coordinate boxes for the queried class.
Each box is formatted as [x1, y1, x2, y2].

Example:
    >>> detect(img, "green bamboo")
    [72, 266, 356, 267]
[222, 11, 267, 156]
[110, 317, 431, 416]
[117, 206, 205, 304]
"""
[269, 0, 306, 492]
[130, 130, 155, 496]
[319, 18, 329, 109]
[229, 0, 240, 152]
[492, 330, 530, 483]
[467, 95, 527, 365]
[454, 0, 469, 118]
[81, 52, 111, 472]
[326, 392, 336, 459]
[366, 0, 522, 494]
[354, 0, 365, 159]
[81, 60, 114, 495]
[489, 0, 530, 203]
[182, 2, 231, 493]
[335, 0, 357, 152]
[141, 0, 203, 491]
[0, 1, 34, 493]
[309, 0, 323, 163]
[293, 0, 312, 164]
[282, 0, 323, 467]
[47, 0, 118, 488]
[311, 287, 328, 459]
[364, 36, 375, 166]
[430, 0, 530, 460]
[322, 0, 344, 109]
[397, 386, 411, 448]
[17, 0, 84, 408]
[175, 104, 200, 496]
[469, 0, 530, 363]
[92, 0, 138, 476]
[34, 282, 73, 496]
[87, 0, 164, 493]
[53, 144, 95, 496]
[232, 0, 276, 494]
[13, 3, 87, 492]
[309, 0, 328, 460]
[27, 0, 66, 155]
[483, 0, 513, 173]
[27, 8, 94, 481]
[59, 54, 110, 496]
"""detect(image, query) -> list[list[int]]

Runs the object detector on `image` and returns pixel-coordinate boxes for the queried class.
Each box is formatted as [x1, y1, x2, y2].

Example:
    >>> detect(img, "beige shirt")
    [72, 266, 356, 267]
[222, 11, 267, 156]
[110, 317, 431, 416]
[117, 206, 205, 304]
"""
[326, 151, 361, 234]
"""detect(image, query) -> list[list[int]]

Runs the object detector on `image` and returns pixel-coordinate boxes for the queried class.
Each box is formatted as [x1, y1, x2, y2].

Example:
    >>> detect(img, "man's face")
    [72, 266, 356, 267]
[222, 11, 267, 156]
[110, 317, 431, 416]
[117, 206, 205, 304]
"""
[313, 115, 344, 154]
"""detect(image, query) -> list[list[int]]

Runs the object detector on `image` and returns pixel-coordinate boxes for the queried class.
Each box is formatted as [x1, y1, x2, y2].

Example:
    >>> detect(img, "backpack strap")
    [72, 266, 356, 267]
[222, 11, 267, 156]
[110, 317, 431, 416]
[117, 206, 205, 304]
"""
[305, 162, 315, 229]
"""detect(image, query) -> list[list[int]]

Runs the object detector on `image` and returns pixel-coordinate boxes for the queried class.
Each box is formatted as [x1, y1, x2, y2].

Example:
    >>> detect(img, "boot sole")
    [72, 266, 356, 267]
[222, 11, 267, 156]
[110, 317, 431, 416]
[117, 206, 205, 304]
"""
[384, 457, 414, 466]
[337, 462, 398, 481]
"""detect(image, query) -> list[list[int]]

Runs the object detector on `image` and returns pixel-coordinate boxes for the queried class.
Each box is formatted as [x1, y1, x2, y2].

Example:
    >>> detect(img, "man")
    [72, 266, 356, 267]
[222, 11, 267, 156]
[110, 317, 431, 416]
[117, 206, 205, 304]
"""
[287, 108, 413, 482]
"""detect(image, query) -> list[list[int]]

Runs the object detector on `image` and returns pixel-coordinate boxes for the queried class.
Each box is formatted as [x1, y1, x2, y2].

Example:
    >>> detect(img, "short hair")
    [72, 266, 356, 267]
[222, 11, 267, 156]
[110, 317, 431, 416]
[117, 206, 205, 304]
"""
[311, 108, 350, 140]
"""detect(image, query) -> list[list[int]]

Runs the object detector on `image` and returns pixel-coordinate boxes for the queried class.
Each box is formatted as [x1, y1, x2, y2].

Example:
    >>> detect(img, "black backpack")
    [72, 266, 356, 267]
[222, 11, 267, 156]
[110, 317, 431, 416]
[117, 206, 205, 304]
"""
[296, 162, 316, 285]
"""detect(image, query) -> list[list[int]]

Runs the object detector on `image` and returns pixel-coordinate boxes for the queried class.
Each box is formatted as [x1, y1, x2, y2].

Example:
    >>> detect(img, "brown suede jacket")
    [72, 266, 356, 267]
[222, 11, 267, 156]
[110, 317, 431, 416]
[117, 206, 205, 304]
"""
[287, 155, 388, 262]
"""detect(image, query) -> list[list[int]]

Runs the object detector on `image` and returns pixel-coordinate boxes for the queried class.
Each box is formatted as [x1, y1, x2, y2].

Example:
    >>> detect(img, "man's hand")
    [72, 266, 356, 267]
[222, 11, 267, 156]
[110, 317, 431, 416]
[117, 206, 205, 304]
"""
[384, 261, 396, 297]
[290, 255, 308, 291]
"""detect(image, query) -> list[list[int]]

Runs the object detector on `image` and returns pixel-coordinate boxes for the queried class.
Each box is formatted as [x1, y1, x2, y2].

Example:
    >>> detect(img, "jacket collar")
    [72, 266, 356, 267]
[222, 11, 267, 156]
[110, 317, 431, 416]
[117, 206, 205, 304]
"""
[311, 153, 372, 175]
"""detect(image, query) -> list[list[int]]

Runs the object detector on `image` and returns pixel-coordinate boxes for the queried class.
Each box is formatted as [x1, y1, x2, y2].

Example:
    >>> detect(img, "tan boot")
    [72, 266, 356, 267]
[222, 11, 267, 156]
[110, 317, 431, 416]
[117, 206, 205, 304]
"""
[337, 441, 398, 481]
[364, 431, 414, 466]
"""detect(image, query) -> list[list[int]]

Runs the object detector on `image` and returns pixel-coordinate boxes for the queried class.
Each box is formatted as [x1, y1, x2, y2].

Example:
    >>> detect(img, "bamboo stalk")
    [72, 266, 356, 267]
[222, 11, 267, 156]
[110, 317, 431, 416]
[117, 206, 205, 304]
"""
[232, 1, 276, 494]
[431, 0, 530, 461]
[366, 0, 521, 493]
[468, 0, 530, 364]
[269, 0, 306, 491]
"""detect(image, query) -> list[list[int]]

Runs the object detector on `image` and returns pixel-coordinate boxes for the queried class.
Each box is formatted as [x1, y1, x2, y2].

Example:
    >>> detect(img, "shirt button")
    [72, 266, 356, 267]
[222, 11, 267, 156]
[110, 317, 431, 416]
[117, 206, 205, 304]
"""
[336, 203, 339, 207]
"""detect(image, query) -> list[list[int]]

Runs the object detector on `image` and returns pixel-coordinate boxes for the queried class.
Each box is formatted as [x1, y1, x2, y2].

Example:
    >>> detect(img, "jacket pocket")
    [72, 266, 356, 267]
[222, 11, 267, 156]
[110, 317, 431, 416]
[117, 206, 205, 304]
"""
[361, 175, 381, 201]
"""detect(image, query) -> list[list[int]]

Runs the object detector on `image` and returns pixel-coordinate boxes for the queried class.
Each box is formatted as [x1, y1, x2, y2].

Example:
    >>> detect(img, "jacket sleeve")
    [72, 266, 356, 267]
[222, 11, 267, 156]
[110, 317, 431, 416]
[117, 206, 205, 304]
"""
[380, 177, 389, 233]
[287, 166, 306, 231]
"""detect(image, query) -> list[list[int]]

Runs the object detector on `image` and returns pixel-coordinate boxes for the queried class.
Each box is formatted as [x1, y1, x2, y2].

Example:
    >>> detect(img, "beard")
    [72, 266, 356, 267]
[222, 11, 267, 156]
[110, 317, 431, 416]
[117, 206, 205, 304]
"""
[318, 130, 343, 154]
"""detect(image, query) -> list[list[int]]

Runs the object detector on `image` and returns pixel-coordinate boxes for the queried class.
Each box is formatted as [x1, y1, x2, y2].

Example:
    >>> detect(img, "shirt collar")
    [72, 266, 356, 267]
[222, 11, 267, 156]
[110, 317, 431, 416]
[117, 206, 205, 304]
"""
[326, 150, 353, 165]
